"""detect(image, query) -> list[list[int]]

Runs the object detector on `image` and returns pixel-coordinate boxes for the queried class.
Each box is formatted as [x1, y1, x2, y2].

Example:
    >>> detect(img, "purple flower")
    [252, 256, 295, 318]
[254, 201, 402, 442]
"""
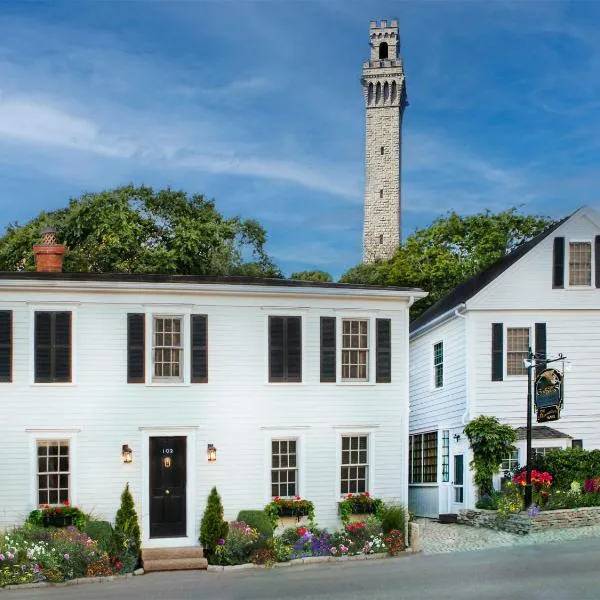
[6, 552, 14, 560]
[0, 554, 4, 561]
[217, 539, 225, 546]
[63, 553, 70, 560]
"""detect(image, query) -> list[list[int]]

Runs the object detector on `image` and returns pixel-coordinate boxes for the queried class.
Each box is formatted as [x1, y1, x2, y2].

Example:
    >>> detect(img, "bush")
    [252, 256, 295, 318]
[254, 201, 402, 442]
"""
[84, 521, 113, 553]
[115, 483, 141, 560]
[236, 511, 273, 540]
[212, 522, 259, 566]
[476, 491, 500, 510]
[538, 449, 600, 490]
[542, 490, 600, 511]
[381, 504, 406, 534]
[200, 487, 228, 559]
[278, 526, 302, 546]
[383, 530, 405, 555]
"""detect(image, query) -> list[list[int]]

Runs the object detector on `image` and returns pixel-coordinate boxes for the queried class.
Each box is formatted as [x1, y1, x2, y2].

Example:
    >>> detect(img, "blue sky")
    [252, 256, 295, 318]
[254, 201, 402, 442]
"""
[0, 1, 599, 278]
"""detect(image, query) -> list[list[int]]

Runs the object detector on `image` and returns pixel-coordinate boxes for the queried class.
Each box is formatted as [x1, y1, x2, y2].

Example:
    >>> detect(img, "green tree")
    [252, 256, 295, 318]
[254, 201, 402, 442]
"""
[289, 270, 333, 282]
[200, 487, 228, 558]
[115, 483, 142, 556]
[340, 208, 555, 319]
[0, 185, 281, 277]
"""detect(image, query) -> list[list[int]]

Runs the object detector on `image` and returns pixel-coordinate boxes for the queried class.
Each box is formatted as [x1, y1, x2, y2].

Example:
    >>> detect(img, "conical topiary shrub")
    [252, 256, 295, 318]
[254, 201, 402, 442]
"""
[200, 487, 228, 560]
[115, 483, 142, 557]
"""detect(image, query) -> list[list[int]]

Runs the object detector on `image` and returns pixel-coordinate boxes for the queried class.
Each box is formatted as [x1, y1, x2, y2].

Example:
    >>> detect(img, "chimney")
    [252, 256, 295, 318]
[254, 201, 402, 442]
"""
[33, 227, 66, 273]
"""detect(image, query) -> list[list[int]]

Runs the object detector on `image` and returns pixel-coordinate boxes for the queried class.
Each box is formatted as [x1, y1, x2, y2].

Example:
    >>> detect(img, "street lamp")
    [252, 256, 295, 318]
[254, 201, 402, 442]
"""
[523, 348, 568, 507]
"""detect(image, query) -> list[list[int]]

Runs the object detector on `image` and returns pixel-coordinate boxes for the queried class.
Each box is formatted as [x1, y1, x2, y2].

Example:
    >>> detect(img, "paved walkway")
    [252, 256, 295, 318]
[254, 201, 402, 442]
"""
[418, 517, 600, 554]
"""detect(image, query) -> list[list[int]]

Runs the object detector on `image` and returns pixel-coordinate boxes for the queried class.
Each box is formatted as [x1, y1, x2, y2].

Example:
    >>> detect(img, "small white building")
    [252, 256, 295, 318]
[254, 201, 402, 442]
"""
[408, 206, 600, 518]
[0, 237, 425, 548]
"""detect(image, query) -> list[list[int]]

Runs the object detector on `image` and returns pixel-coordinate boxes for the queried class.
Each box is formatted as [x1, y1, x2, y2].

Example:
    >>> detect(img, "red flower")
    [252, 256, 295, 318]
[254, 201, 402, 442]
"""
[115, 562, 122, 570]
[364, 491, 370, 498]
[62, 500, 70, 507]
[273, 496, 280, 502]
[295, 496, 301, 500]
[297, 527, 308, 536]
[55, 507, 63, 515]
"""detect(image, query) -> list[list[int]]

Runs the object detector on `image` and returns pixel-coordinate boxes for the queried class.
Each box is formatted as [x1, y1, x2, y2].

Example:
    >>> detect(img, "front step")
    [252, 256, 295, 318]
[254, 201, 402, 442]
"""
[438, 513, 458, 524]
[142, 547, 207, 572]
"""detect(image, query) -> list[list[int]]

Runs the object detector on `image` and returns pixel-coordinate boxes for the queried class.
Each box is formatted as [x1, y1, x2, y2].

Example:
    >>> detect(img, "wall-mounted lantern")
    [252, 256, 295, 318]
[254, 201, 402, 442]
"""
[207, 444, 217, 462]
[453, 433, 461, 442]
[122, 444, 133, 464]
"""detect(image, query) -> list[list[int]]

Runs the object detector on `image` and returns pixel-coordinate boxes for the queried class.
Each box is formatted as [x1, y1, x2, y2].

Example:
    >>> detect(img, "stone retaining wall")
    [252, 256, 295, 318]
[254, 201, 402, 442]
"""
[458, 507, 600, 535]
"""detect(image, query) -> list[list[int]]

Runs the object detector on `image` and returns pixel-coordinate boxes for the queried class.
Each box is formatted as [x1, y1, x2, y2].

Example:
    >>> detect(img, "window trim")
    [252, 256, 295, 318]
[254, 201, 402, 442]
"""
[151, 315, 185, 383]
[433, 340, 444, 389]
[336, 316, 376, 386]
[28, 305, 78, 386]
[270, 438, 299, 499]
[409, 431, 438, 484]
[144, 309, 191, 386]
[27, 429, 79, 509]
[265, 313, 305, 385]
[262, 428, 306, 503]
[505, 325, 531, 378]
[567, 239, 594, 289]
[338, 432, 371, 498]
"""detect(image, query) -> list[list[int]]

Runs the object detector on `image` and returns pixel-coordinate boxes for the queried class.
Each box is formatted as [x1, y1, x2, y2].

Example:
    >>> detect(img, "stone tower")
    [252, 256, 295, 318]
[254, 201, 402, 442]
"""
[362, 19, 407, 263]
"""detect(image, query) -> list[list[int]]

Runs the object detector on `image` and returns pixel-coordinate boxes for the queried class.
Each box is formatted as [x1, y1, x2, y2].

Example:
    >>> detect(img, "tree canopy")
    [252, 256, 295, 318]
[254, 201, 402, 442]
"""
[340, 208, 555, 319]
[0, 185, 281, 277]
[289, 270, 333, 282]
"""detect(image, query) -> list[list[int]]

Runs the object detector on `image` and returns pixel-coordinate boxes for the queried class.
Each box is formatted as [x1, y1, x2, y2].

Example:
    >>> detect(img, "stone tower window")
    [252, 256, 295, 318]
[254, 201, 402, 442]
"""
[379, 189, 384, 198]
[380, 146, 385, 155]
[379, 42, 388, 59]
[379, 235, 384, 245]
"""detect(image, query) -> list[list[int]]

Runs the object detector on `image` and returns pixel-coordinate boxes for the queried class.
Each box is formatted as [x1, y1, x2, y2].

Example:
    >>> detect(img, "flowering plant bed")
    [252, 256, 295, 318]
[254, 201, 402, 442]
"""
[26, 502, 86, 530]
[264, 497, 315, 527]
[338, 493, 383, 525]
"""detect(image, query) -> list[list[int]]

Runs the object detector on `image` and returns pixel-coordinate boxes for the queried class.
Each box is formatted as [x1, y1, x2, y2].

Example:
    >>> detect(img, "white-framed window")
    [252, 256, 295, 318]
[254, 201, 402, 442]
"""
[340, 435, 368, 494]
[409, 432, 438, 484]
[532, 447, 559, 459]
[271, 439, 298, 497]
[37, 440, 70, 505]
[506, 327, 529, 376]
[500, 449, 519, 477]
[341, 319, 369, 381]
[568, 241, 592, 287]
[153, 316, 183, 381]
[433, 341, 444, 388]
[441, 430, 450, 482]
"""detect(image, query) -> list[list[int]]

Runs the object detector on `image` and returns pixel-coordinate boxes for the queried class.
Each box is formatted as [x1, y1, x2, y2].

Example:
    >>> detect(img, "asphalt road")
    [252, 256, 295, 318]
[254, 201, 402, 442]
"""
[7, 537, 600, 600]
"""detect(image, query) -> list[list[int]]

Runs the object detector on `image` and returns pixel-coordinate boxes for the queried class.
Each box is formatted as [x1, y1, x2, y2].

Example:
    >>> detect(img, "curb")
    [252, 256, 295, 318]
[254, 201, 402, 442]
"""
[1, 573, 133, 592]
[206, 548, 415, 572]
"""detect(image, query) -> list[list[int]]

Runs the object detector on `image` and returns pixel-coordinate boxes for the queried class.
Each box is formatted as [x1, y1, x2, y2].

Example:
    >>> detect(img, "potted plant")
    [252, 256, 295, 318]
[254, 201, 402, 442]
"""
[26, 501, 87, 529]
[338, 492, 383, 525]
[264, 496, 315, 527]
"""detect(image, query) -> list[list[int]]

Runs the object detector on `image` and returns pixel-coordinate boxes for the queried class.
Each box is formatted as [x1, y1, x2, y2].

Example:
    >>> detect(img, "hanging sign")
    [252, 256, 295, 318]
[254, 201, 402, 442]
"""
[534, 368, 564, 423]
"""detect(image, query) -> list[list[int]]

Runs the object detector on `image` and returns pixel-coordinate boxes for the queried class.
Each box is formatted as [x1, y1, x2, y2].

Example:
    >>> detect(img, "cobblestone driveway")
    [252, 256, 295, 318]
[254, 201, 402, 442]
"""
[418, 518, 600, 554]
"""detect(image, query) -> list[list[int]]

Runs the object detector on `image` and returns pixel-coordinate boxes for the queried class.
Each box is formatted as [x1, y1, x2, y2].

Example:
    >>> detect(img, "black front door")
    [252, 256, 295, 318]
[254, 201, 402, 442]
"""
[150, 436, 187, 538]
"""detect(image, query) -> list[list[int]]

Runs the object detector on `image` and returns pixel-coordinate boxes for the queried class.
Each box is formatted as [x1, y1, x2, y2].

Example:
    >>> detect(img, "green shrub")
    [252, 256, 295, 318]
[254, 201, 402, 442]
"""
[475, 491, 500, 510]
[380, 504, 406, 534]
[542, 490, 600, 511]
[212, 521, 259, 566]
[278, 526, 302, 546]
[536, 449, 600, 490]
[200, 487, 228, 557]
[84, 521, 114, 552]
[236, 511, 273, 539]
[115, 483, 141, 560]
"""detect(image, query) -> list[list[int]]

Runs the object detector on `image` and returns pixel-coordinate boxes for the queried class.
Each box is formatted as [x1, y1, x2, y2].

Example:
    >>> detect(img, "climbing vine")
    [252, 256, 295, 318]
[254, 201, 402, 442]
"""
[464, 416, 517, 498]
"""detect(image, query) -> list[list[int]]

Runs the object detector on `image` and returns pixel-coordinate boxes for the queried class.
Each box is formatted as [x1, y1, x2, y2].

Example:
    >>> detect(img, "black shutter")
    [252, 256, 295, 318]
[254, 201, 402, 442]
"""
[552, 237, 565, 289]
[54, 312, 72, 383]
[376, 318, 392, 383]
[595, 236, 600, 288]
[191, 314, 208, 383]
[535, 322, 547, 377]
[286, 317, 302, 382]
[127, 313, 145, 383]
[491, 323, 504, 381]
[35, 312, 52, 383]
[0, 311, 12, 382]
[320, 317, 336, 383]
[269, 316, 285, 382]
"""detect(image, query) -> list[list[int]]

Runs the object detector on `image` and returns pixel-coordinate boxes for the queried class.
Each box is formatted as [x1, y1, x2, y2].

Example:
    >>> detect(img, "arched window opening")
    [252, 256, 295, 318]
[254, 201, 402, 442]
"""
[375, 82, 381, 104]
[379, 42, 389, 59]
[383, 81, 389, 102]
[391, 81, 397, 103]
[379, 235, 384, 245]
[368, 83, 374, 105]
[379, 189, 384, 198]
[380, 146, 385, 155]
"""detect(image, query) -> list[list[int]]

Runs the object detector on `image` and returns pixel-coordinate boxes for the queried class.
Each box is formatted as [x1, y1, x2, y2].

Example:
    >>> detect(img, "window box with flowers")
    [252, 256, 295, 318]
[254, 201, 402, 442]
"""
[338, 492, 383, 526]
[25, 502, 87, 530]
[264, 496, 315, 528]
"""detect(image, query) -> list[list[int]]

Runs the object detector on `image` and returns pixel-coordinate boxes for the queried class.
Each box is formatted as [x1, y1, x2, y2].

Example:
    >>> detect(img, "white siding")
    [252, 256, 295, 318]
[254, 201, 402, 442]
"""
[0, 282, 413, 537]
[409, 316, 467, 432]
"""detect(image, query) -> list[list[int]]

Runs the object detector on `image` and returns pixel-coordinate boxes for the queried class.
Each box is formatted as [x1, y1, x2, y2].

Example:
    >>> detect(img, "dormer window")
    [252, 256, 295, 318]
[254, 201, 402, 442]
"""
[569, 241, 592, 286]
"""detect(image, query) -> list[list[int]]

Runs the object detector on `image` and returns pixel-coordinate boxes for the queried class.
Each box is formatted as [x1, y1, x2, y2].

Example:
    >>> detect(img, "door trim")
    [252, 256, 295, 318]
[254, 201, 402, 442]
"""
[140, 426, 197, 548]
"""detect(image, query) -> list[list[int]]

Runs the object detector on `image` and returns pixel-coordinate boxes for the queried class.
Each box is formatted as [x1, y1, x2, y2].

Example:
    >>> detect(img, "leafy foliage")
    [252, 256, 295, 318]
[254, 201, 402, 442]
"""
[380, 504, 407, 535]
[200, 487, 228, 555]
[289, 270, 333, 282]
[236, 511, 273, 540]
[464, 416, 517, 497]
[0, 185, 281, 277]
[114, 483, 141, 559]
[340, 208, 555, 319]
[338, 493, 383, 526]
[529, 448, 600, 490]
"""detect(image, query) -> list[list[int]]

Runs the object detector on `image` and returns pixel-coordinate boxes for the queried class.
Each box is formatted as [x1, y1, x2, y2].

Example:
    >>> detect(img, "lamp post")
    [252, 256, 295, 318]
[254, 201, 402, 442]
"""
[523, 348, 569, 507]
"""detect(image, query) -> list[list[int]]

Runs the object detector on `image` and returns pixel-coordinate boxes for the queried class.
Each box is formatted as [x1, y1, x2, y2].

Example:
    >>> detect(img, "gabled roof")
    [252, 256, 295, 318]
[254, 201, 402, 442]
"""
[516, 426, 572, 441]
[409, 214, 571, 333]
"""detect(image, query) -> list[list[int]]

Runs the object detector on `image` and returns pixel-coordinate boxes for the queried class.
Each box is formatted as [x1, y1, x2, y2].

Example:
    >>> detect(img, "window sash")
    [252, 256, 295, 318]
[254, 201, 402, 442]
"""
[506, 327, 529, 376]
[341, 320, 369, 381]
[501, 450, 519, 475]
[340, 435, 368, 494]
[433, 342, 443, 388]
[569, 241, 592, 286]
[271, 439, 298, 498]
[409, 432, 438, 484]
[441, 431, 450, 482]
[153, 317, 183, 379]
[37, 440, 70, 506]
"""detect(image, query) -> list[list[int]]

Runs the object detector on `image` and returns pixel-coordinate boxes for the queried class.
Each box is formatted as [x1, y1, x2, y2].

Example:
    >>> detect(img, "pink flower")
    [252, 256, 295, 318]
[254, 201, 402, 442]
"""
[339, 545, 348, 554]
[63, 553, 70, 560]
[330, 547, 338, 555]
[0, 554, 4, 561]
[6, 552, 14, 560]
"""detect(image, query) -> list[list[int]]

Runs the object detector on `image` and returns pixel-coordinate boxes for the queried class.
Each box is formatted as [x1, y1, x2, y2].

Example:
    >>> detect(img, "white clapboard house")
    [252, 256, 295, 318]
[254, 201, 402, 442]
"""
[408, 206, 600, 518]
[0, 231, 425, 552]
